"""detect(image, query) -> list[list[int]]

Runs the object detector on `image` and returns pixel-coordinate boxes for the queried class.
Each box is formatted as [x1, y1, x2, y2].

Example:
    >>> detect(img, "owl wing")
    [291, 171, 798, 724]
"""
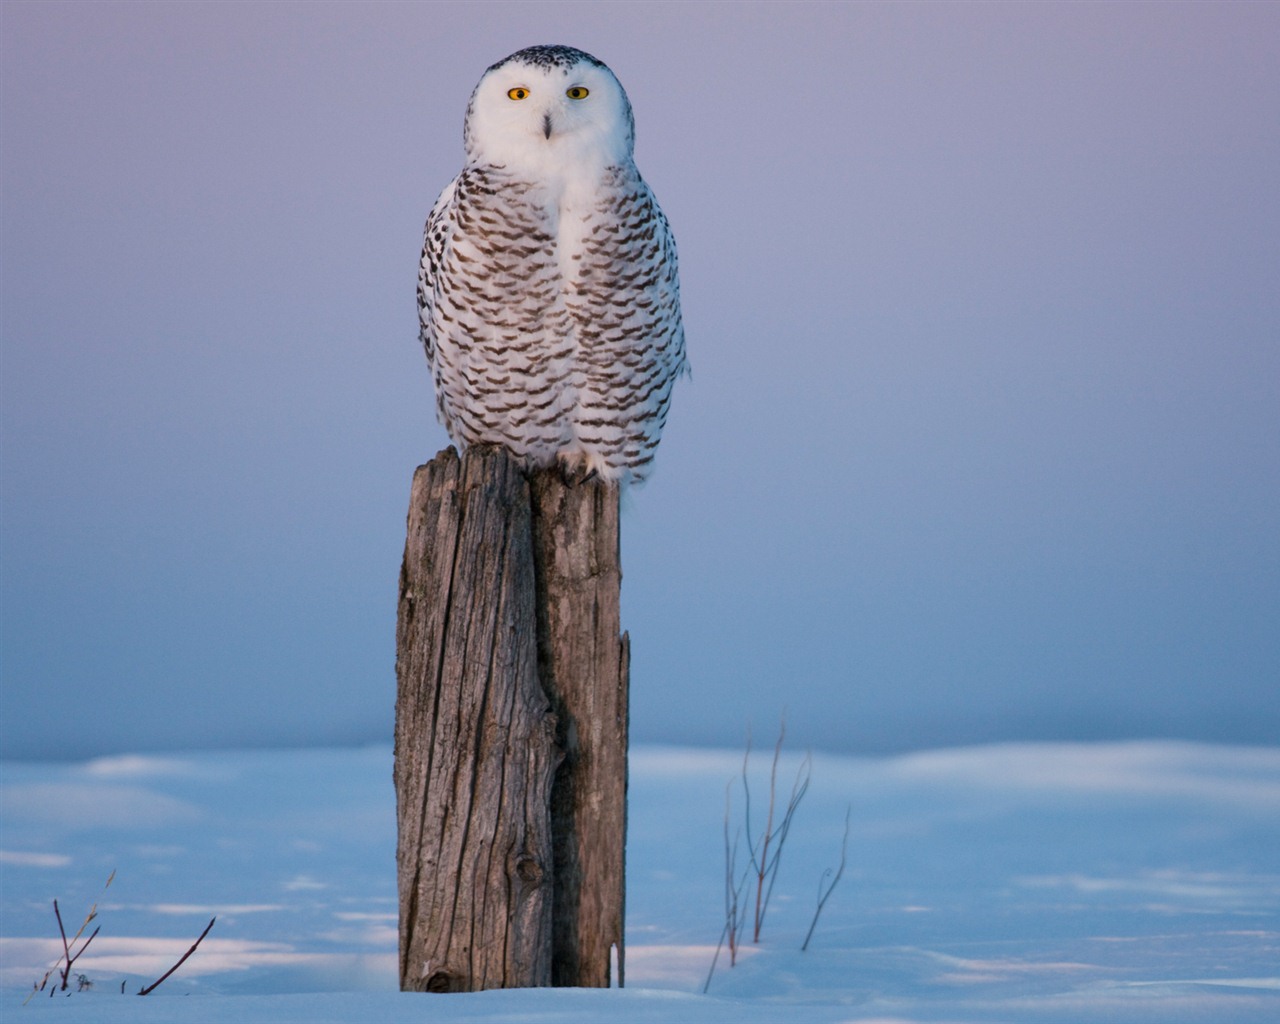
[566, 171, 688, 480]
[644, 181, 690, 383]
[417, 166, 570, 453]
[417, 173, 460, 368]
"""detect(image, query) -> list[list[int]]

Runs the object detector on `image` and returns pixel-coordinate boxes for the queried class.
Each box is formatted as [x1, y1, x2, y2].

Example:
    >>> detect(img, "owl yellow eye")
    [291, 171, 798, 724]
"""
[507, 87, 529, 101]
[566, 86, 589, 100]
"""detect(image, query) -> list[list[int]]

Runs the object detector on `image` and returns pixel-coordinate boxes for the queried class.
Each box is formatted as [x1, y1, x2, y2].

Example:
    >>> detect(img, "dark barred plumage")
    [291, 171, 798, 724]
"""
[486, 44, 607, 75]
[418, 46, 686, 484]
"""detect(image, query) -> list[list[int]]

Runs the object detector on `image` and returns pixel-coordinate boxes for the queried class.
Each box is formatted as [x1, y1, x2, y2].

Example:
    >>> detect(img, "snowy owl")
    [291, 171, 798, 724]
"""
[417, 44, 688, 485]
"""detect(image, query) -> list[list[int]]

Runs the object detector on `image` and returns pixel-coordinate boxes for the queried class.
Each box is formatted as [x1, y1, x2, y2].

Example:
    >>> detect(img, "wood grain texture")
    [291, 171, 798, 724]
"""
[530, 468, 629, 989]
[394, 446, 559, 992]
[394, 445, 629, 992]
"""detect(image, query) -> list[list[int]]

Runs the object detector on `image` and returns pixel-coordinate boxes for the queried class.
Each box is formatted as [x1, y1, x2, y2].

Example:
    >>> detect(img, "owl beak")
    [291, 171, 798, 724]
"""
[542, 112, 553, 139]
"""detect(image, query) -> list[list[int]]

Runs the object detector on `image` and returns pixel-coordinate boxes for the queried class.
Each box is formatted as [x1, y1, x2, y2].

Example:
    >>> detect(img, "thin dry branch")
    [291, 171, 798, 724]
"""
[802, 804, 851, 951]
[53, 900, 73, 990]
[27, 872, 114, 1003]
[24, 874, 209, 1001]
[53, 901, 101, 992]
[743, 720, 811, 943]
[704, 783, 751, 993]
[137, 917, 216, 996]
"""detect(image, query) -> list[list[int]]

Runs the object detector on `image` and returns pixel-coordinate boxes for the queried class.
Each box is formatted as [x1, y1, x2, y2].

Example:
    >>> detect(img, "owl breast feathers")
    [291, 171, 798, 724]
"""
[417, 44, 688, 485]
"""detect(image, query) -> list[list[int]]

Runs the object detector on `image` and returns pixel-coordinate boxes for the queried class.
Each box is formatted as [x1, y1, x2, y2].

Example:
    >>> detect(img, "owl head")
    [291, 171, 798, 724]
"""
[463, 45, 636, 171]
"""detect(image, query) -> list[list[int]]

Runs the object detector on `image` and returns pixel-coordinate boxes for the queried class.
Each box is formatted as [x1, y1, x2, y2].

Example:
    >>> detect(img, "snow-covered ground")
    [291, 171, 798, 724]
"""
[2, 741, 1277, 1023]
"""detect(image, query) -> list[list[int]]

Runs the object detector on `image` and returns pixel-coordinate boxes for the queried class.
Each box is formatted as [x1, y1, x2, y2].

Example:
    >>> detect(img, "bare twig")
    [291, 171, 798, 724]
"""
[26, 873, 216, 1002]
[747, 728, 775, 944]
[725, 794, 740, 969]
[802, 804, 851, 951]
[703, 921, 728, 994]
[137, 917, 216, 995]
[743, 719, 810, 943]
[53, 898, 102, 991]
[761, 750, 809, 938]
[26, 871, 115, 1004]
[53, 899, 72, 991]
[704, 783, 750, 993]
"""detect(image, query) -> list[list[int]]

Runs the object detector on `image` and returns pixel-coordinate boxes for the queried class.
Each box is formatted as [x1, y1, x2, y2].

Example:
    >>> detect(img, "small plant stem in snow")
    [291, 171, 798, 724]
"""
[802, 804, 851, 951]
[26, 872, 114, 1004]
[744, 719, 810, 944]
[138, 917, 216, 995]
[705, 782, 751, 993]
[52, 898, 101, 992]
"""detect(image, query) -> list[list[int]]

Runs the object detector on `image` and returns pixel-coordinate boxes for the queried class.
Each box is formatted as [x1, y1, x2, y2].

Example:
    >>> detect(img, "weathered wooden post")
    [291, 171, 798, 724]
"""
[530, 466, 629, 988]
[394, 444, 628, 992]
[393, 446, 558, 992]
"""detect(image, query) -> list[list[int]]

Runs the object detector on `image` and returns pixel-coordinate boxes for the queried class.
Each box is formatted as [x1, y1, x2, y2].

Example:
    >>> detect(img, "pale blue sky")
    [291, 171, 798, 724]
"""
[2, 1, 1277, 759]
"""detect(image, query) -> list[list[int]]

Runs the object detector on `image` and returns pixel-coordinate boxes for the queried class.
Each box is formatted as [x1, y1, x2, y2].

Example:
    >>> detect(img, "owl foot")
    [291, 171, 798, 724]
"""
[554, 451, 601, 487]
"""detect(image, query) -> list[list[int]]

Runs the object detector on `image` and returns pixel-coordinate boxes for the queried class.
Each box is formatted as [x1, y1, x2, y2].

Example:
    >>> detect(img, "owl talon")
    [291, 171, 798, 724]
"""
[554, 453, 598, 487]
